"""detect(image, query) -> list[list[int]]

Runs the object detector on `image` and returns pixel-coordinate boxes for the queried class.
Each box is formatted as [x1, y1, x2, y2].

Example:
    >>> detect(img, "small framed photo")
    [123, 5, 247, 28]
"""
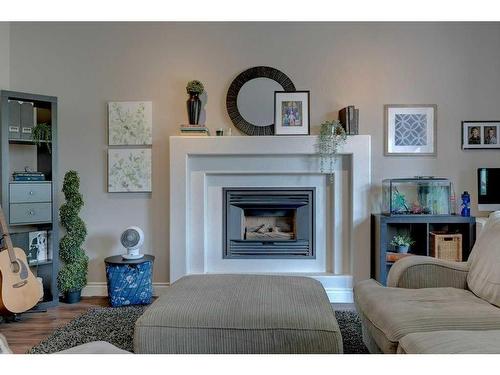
[29, 231, 48, 263]
[274, 91, 310, 135]
[462, 121, 500, 149]
[384, 104, 437, 156]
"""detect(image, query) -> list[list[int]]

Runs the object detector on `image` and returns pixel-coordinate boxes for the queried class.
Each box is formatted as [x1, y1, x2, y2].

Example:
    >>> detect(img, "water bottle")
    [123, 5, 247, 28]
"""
[461, 191, 471, 217]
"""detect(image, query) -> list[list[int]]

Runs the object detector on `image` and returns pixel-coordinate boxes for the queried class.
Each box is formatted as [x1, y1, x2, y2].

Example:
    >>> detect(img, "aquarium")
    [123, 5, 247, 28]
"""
[382, 177, 451, 216]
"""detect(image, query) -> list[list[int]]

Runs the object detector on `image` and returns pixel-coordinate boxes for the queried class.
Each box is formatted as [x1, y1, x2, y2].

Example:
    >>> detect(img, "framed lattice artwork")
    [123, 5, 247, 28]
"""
[384, 104, 437, 156]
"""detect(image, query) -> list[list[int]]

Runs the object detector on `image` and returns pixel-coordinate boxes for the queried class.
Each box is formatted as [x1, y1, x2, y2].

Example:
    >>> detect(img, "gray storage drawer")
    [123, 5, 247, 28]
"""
[10, 183, 52, 203]
[10, 203, 52, 224]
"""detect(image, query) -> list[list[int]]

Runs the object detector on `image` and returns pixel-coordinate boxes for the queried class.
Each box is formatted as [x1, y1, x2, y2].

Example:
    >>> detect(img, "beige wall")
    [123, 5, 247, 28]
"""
[0, 22, 9, 88]
[8, 22, 500, 284]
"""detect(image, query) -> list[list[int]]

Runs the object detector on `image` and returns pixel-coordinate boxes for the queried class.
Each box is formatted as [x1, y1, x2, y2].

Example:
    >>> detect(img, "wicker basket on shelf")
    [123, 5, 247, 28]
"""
[430, 232, 462, 261]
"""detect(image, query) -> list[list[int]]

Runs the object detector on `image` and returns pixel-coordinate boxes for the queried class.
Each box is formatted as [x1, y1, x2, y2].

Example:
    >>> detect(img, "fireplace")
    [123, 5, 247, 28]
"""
[223, 188, 315, 258]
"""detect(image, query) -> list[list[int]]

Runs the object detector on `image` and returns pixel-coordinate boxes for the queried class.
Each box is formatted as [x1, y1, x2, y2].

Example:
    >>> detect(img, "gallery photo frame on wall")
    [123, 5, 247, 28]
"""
[462, 121, 500, 149]
[274, 91, 310, 135]
[107, 100, 153, 193]
[384, 104, 437, 156]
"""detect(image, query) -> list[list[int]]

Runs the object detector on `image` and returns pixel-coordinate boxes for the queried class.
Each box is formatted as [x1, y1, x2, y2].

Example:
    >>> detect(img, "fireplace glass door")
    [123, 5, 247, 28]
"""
[223, 188, 315, 258]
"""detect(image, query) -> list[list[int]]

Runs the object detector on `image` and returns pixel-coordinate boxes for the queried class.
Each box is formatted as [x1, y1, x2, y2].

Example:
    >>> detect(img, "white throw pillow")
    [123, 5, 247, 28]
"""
[467, 211, 500, 307]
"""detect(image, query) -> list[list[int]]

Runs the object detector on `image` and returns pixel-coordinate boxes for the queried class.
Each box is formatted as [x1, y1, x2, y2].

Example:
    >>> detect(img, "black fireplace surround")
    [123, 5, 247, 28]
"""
[223, 188, 315, 259]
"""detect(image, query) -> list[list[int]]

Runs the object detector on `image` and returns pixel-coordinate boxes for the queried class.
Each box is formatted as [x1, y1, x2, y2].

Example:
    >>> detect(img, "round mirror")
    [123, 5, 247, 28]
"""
[237, 78, 284, 127]
[226, 66, 296, 135]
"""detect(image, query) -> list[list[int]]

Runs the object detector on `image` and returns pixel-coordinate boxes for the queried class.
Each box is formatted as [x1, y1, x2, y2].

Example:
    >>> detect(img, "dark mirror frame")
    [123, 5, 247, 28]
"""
[226, 66, 296, 135]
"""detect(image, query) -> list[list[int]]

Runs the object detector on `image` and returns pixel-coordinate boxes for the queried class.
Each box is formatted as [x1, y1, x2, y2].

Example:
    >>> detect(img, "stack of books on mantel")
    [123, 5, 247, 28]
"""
[179, 124, 210, 136]
[338, 105, 359, 135]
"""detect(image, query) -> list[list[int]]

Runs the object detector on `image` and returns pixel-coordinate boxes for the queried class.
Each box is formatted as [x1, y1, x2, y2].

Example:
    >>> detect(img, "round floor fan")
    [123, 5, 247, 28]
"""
[120, 226, 145, 259]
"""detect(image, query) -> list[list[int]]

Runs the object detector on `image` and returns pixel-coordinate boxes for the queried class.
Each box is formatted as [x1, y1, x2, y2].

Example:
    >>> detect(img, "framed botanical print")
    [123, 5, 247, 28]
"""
[108, 101, 153, 145]
[462, 121, 500, 149]
[108, 148, 152, 193]
[274, 91, 310, 135]
[384, 104, 437, 156]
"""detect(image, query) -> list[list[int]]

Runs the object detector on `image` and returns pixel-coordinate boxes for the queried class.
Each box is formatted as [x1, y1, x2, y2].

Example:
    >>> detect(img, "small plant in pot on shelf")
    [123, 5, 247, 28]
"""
[57, 170, 88, 304]
[186, 80, 205, 125]
[390, 233, 415, 254]
[32, 123, 52, 153]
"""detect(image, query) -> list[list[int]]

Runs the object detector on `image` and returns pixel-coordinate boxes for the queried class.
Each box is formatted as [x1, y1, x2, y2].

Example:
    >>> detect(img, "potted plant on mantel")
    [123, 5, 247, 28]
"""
[186, 80, 205, 125]
[57, 170, 89, 304]
[317, 120, 347, 182]
[390, 233, 416, 254]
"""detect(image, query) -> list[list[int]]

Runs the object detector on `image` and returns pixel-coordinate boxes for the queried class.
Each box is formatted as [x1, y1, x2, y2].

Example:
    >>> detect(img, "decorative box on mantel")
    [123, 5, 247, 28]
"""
[169, 135, 371, 303]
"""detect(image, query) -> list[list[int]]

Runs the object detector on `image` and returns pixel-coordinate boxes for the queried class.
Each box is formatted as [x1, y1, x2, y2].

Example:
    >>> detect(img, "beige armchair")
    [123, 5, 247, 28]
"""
[387, 256, 469, 289]
[354, 211, 500, 354]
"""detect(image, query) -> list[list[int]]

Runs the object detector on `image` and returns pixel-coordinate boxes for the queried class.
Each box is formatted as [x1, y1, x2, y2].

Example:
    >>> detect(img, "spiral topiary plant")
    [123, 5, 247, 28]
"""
[57, 170, 88, 302]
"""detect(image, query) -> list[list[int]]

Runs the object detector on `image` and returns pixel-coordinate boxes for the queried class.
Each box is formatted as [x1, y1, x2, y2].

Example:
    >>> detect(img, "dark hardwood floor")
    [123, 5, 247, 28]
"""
[0, 297, 109, 354]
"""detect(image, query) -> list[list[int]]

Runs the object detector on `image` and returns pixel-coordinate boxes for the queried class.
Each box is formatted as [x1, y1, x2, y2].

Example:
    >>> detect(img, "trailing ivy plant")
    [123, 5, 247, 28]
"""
[57, 170, 89, 294]
[32, 123, 52, 153]
[186, 80, 205, 95]
[317, 120, 347, 181]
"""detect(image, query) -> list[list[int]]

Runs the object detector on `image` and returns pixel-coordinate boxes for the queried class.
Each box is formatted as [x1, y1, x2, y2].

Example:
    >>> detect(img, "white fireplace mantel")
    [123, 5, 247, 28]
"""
[169, 135, 371, 302]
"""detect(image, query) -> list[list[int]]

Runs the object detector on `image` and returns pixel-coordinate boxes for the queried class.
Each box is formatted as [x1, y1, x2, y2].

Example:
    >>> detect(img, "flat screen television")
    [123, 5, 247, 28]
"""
[478, 168, 500, 211]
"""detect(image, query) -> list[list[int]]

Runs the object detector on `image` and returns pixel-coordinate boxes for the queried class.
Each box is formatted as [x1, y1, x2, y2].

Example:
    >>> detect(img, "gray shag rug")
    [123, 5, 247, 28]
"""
[28, 306, 368, 354]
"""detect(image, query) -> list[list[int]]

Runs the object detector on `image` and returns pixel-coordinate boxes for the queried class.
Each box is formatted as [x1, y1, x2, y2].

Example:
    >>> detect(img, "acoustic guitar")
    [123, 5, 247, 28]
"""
[0, 206, 42, 314]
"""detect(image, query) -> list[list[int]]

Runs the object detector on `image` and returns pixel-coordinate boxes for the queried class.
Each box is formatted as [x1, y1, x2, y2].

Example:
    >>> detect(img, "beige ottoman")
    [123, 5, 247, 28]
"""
[134, 274, 342, 354]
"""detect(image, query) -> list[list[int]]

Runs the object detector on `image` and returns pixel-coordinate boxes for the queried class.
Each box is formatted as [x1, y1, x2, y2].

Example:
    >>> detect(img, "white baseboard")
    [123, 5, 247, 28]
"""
[324, 288, 354, 303]
[82, 282, 170, 297]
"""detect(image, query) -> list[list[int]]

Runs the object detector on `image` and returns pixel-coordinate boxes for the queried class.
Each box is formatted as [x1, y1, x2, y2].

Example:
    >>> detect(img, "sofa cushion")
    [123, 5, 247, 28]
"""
[134, 274, 343, 354]
[0, 334, 12, 354]
[467, 211, 500, 307]
[354, 279, 500, 353]
[398, 330, 500, 354]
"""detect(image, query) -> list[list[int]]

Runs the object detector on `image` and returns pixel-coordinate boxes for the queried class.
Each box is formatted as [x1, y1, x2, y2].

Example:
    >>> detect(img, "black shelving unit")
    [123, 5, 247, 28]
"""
[0, 90, 59, 310]
[371, 214, 476, 285]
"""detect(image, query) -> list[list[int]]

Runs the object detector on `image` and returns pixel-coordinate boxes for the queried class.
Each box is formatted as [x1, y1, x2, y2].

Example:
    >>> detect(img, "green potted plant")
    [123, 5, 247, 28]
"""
[57, 170, 88, 303]
[317, 120, 347, 182]
[32, 123, 52, 153]
[186, 80, 205, 125]
[390, 233, 415, 253]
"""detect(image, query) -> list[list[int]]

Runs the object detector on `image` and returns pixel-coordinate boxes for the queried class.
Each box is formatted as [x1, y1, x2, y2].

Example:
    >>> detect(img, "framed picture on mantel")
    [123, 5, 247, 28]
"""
[274, 91, 310, 135]
[384, 104, 437, 156]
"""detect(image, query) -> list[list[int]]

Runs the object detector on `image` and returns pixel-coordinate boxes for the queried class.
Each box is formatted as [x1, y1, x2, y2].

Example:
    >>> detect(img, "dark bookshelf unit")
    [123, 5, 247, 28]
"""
[371, 214, 476, 285]
[0, 90, 59, 310]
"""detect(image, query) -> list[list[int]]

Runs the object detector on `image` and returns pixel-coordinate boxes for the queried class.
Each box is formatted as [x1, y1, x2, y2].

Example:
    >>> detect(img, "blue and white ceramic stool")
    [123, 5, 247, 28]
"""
[104, 255, 155, 307]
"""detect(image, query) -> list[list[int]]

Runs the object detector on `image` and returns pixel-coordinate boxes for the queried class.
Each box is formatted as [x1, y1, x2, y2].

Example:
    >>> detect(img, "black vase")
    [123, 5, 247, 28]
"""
[187, 92, 202, 125]
[64, 289, 82, 304]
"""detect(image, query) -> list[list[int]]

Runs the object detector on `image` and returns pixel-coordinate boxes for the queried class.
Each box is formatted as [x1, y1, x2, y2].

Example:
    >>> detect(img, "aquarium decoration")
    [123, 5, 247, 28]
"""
[383, 177, 451, 216]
